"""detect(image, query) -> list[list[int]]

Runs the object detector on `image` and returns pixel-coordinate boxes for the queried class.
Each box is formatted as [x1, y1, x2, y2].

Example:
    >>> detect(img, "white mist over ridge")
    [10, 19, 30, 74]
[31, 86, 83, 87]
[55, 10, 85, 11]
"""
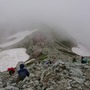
[0, 0, 90, 49]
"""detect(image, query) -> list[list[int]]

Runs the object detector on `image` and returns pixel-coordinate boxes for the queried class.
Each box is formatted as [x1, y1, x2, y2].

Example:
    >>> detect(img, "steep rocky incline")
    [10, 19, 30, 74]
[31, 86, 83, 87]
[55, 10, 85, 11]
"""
[0, 60, 90, 90]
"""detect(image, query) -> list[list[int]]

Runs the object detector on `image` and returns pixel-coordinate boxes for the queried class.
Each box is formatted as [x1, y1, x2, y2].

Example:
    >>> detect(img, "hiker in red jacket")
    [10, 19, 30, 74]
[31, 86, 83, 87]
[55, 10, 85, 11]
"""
[7, 67, 15, 75]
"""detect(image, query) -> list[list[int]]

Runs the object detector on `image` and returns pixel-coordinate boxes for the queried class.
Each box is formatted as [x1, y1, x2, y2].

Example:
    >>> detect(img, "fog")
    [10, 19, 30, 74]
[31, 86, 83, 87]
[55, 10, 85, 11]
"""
[0, 0, 90, 49]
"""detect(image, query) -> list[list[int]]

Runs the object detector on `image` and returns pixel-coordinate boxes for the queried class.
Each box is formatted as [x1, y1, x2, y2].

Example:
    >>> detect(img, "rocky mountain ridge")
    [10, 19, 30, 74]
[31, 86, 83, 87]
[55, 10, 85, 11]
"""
[0, 26, 87, 90]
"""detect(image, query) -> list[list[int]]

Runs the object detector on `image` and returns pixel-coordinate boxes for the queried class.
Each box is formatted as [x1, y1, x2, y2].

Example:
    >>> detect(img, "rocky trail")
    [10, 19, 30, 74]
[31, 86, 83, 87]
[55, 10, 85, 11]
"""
[0, 59, 90, 90]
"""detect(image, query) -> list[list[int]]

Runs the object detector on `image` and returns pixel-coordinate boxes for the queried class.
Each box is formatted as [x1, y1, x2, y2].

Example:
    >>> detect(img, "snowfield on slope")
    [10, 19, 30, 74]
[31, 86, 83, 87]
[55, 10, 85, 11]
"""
[0, 29, 37, 48]
[72, 44, 90, 56]
[0, 48, 29, 72]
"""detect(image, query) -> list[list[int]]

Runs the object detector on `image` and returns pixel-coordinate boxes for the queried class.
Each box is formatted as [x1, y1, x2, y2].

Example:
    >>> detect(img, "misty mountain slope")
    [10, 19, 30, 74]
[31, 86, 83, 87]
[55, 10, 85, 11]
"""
[1, 26, 90, 90]
[16, 27, 75, 60]
[30, 28, 77, 61]
[0, 26, 78, 62]
[21, 31, 77, 61]
[0, 30, 37, 49]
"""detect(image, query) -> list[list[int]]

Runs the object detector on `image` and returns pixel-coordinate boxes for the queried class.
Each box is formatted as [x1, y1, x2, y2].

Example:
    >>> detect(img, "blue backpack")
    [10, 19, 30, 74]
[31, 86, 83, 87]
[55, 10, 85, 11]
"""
[18, 69, 27, 80]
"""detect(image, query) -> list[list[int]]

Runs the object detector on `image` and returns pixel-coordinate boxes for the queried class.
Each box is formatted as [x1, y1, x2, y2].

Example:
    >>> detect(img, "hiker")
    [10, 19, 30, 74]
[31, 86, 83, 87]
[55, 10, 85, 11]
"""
[17, 64, 29, 83]
[73, 56, 77, 63]
[81, 57, 87, 64]
[7, 67, 15, 76]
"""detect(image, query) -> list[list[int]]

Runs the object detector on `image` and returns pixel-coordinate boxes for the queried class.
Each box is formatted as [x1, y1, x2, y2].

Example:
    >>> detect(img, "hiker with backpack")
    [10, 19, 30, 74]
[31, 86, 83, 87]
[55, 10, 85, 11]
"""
[17, 64, 29, 83]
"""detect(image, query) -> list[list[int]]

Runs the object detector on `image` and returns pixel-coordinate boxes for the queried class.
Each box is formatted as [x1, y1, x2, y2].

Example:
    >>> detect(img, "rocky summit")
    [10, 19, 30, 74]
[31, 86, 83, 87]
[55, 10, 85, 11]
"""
[0, 26, 90, 90]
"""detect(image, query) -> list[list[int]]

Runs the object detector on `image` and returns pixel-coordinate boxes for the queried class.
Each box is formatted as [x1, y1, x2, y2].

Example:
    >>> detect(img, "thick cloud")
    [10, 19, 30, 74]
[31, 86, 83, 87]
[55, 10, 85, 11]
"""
[0, 0, 90, 48]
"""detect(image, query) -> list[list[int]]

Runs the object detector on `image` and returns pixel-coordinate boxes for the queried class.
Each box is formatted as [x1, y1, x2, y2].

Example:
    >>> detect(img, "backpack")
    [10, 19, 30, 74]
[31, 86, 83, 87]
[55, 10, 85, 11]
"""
[19, 70, 26, 80]
[81, 58, 87, 64]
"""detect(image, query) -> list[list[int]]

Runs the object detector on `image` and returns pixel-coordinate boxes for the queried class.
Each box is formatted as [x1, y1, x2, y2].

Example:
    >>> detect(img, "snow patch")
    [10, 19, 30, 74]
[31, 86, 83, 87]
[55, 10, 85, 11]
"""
[0, 29, 37, 48]
[0, 48, 29, 72]
[72, 44, 90, 56]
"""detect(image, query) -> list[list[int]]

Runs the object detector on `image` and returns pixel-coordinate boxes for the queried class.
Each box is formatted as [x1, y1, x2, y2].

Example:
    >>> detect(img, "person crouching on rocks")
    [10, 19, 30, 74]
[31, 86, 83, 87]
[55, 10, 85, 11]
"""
[17, 64, 29, 83]
[81, 57, 88, 64]
[7, 67, 15, 76]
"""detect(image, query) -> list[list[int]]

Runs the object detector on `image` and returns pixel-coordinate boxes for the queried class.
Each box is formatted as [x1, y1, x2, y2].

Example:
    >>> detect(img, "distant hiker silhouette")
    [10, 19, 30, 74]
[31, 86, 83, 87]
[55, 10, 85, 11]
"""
[17, 64, 29, 83]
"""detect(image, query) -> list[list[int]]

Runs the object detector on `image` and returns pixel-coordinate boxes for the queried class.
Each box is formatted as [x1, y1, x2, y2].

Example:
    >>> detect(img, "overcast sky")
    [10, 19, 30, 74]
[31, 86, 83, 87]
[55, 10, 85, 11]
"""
[0, 0, 90, 48]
